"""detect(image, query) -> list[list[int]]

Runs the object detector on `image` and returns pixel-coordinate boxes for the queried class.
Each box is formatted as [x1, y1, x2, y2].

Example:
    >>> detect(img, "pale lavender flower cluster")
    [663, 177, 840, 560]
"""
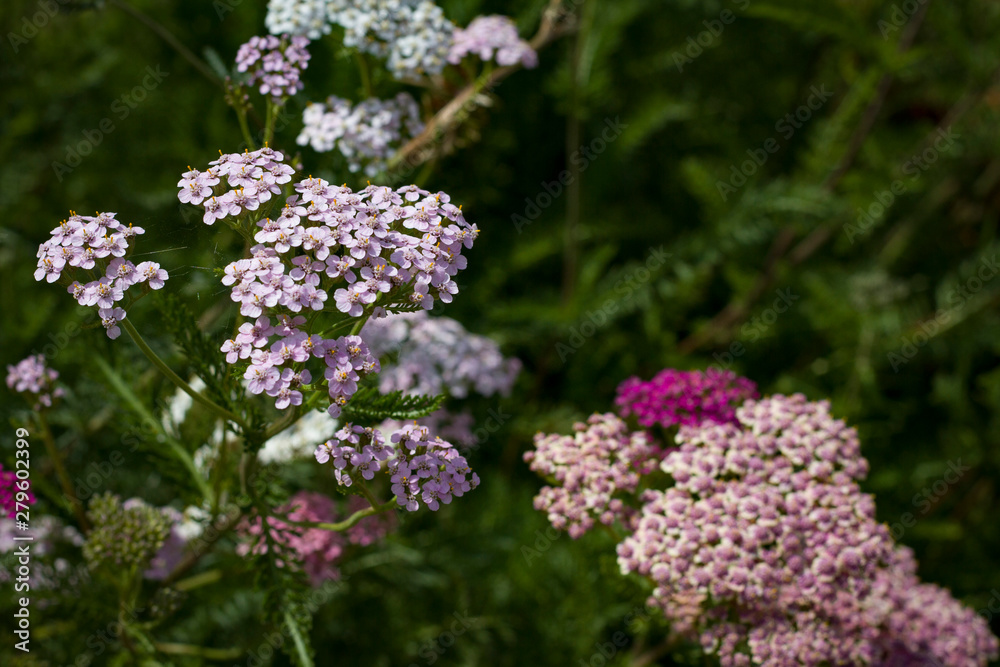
[615, 394, 998, 666]
[448, 15, 538, 68]
[524, 413, 658, 539]
[239, 491, 394, 585]
[214, 176, 477, 414]
[327, 0, 455, 81]
[315, 422, 479, 512]
[235, 34, 311, 102]
[34, 212, 168, 339]
[6, 355, 63, 409]
[360, 311, 520, 398]
[615, 368, 758, 429]
[177, 147, 295, 225]
[297, 93, 424, 176]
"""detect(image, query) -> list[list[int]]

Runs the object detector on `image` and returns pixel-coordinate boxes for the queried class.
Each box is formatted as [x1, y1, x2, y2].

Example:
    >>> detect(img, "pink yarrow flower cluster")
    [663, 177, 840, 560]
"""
[238, 491, 393, 585]
[448, 15, 538, 68]
[315, 422, 478, 512]
[615, 393, 998, 666]
[197, 156, 478, 416]
[6, 355, 63, 409]
[235, 34, 311, 102]
[34, 212, 167, 339]
[615, 368, 758, 429]
[177, 146, 295, 225]
[524, 413, 658, 539]
[0, 464, 35, 519]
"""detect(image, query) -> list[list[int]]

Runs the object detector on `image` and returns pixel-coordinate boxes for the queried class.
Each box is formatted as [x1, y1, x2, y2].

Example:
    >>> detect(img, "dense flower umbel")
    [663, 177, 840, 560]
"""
[448, 15, 538, 68]
[265, 0, 330, 39]
[83, 493, 173, 571]
[615, 368, 757, 429]
[615, 394, 998, 666]
[6, 354, 64, 409]
[239, 491, 394, 585]
[315, 423, 478, 511]
[361, 311, 520, 398]
[235, 34, 311, 102]
[188, 150, 479, 415]
[524, 413, 658, 539]
[177, 146, 295, 225]
[0, 464, 35, 519]
[298, 93, 424, 176]
[327, 0, 455, 81]
[34, 212, 168, 338]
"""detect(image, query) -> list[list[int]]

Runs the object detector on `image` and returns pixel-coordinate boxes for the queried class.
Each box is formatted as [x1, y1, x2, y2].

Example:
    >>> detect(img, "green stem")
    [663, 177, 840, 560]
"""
[37, 412, 90, 532]
[355, 51, 374, 98]
[154, 642, 243, 660]
[284, 498, 397, 532]
[173, 568, 223, 592]
[121, 318, 247, 430]
[236, 106, 256, 150]
[94, 355, 214, 503]
[284, 609, 314, 667]
[107, 0, 222, 88]
[264, 99, 276, 146]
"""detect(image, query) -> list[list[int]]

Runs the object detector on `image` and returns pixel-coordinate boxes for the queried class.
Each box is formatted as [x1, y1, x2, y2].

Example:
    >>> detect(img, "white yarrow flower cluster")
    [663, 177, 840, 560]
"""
[297, 93, 424, 176]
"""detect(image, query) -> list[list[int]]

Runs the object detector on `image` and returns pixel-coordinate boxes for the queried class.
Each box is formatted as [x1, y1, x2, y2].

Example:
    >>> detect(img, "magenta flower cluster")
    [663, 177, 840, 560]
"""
[0, 464, 35, 520]
[239, 491, 393, 585]
[615, 368, 758, 429]
[524, 413, 658, 539]
[315, 422, 478, 512]
[6, 354, 64, 409]
[177, 146, 295, 225]
[235, 34, 311, 102]
[448, 15, 538, 68]
[34, 212, 167, 339]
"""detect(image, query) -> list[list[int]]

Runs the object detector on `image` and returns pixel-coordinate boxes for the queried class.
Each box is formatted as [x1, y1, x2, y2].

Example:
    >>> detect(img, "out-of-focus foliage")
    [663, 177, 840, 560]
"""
[1, 0, 999, 664]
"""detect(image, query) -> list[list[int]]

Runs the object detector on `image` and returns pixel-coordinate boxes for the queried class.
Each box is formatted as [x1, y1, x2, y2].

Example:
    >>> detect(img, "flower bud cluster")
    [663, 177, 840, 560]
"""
[6, 355, 64, 409]
[448, 15, 538, 68]
[177, 146, 295, 225]
[360, 311, 520, 398]
[315, 422, 478, 512]
[34, 212, 167, 339]
[235, 34, 311, 102]
[239, 491, 394, 585]
[524, 413, 658, 539]
[615, 368, 757, 429]
[82, 493, 173, 571]
[297, 93, 424, 176]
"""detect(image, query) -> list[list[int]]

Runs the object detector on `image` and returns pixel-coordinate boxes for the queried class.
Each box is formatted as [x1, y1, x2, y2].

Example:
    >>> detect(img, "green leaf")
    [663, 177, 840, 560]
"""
[340, 385, 446, 423]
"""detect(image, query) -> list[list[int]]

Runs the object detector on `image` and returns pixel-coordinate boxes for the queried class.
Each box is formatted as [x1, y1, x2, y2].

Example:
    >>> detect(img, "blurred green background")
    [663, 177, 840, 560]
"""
[2, 0, 1000, 664]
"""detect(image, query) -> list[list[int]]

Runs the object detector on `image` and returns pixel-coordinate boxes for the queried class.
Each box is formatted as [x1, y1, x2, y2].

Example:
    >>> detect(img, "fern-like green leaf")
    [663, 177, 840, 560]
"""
[341, 385, 446, 423]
